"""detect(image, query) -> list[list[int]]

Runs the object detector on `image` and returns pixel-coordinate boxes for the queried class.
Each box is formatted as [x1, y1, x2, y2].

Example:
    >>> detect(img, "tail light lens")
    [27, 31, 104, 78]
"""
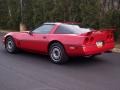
[84, 37, 94, 44]
[84, 37, 89, 44]
[90, 37, 94, 42]
[106, 33, 113, 41]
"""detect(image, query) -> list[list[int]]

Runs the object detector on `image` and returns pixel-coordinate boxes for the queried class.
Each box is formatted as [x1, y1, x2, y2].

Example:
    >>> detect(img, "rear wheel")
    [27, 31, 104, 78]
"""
[5, 37, 18, 53]
[49, 43, 69, 64]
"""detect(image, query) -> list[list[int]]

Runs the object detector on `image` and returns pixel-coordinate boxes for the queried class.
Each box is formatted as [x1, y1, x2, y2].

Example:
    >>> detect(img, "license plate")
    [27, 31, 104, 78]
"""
[96, 41, 103, 48]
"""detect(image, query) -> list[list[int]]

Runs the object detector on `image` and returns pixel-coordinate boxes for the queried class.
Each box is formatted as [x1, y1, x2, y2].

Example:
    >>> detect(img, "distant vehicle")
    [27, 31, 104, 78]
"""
[3, 22, 115, 64]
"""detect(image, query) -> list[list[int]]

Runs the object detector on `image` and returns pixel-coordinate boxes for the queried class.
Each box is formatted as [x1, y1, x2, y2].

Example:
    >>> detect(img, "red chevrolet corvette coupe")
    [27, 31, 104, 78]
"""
[3, 22, 115, 64]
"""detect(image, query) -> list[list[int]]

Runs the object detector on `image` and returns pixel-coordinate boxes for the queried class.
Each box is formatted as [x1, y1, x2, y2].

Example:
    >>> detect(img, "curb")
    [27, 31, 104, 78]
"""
[112, 48, 120, 53]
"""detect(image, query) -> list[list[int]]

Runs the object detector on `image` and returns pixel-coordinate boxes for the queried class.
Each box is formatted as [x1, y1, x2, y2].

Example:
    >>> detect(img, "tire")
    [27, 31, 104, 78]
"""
[49, 43, 69, 64]
[5, 36, 18, 53]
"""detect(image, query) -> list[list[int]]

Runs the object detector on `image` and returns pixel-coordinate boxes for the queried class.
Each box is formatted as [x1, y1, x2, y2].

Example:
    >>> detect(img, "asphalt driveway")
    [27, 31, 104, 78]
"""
[0, 34, 120, 90]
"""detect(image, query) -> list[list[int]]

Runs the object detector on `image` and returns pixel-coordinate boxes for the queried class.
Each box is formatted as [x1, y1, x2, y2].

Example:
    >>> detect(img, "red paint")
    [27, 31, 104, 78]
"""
[3, 23, 115, 57]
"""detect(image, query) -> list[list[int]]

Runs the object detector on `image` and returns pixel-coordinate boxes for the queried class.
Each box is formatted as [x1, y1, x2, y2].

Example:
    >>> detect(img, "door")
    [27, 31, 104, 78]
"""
[19, 33, 36, 51]
[20, 24, 55, 53]
[32, 34, 49, 53]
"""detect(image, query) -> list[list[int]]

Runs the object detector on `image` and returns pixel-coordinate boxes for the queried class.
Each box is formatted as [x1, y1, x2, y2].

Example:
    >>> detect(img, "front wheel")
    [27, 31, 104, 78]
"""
[49, 43, 69, 64]
[5, 37, 18, 53]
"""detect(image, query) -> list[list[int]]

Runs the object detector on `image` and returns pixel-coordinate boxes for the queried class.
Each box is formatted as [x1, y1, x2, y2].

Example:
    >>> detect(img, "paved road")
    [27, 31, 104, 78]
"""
[0, 35, 120, 90]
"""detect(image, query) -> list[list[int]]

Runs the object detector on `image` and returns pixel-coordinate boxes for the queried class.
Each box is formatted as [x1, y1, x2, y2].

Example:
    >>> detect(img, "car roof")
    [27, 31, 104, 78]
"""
[44, 22, 61, 25]
[44, 22, 80, 25]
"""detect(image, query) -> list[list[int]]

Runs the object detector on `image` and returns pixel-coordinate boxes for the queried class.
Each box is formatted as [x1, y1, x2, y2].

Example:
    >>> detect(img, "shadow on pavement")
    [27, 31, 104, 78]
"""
[11, 50, 107, 67]
[0, 44, 108, 68]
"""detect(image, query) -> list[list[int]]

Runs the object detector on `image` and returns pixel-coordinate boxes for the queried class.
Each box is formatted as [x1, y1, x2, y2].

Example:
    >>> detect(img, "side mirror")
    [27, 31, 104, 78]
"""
[28, 31, 32, 35]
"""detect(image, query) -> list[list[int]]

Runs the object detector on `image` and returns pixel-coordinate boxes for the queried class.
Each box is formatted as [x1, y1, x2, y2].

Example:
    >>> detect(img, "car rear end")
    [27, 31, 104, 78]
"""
[53, 23, 115, 57]
[79, 29, 115, 56]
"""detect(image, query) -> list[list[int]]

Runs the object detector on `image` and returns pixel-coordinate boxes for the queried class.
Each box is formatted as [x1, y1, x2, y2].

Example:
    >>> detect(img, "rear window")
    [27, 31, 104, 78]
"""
[55, 24, 91, 34]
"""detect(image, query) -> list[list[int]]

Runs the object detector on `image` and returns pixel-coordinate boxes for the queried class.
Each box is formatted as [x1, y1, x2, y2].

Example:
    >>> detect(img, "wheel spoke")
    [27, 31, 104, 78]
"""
[49, 43, 68, 64]
[6, 38, 15, 53]
[51, 46, 61, 61]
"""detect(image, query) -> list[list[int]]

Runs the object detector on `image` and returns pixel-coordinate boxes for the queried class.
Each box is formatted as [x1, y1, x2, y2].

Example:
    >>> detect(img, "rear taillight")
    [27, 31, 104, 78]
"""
[84, 37, 89, 44]
[90, 37, 94, 42]
[84, 37, 94, 44]
[106, 33, 113, 41]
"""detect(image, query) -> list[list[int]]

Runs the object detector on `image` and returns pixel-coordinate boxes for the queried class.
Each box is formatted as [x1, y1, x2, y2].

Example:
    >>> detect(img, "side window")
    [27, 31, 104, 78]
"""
[55, 25, 73, 34]
[32, 24, 54, 34]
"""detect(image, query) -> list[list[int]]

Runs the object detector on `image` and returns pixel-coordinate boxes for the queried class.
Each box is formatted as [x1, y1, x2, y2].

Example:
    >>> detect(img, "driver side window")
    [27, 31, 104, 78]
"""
[32, 24, 54, 34]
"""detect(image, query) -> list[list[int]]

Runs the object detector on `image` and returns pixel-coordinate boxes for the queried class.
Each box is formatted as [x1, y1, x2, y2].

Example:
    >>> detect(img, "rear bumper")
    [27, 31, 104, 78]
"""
[66, 42, 114, 56]
[82, 42, 114, 55]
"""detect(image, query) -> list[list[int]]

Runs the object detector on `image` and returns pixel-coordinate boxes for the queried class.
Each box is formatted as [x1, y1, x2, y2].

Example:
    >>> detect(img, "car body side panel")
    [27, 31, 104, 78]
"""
[47, 34, 87, 55]
[4, 32, 86, 54]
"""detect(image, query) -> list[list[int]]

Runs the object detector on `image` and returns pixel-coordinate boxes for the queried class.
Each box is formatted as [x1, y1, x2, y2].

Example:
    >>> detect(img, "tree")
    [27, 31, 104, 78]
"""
[0, 0, 119, 41]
